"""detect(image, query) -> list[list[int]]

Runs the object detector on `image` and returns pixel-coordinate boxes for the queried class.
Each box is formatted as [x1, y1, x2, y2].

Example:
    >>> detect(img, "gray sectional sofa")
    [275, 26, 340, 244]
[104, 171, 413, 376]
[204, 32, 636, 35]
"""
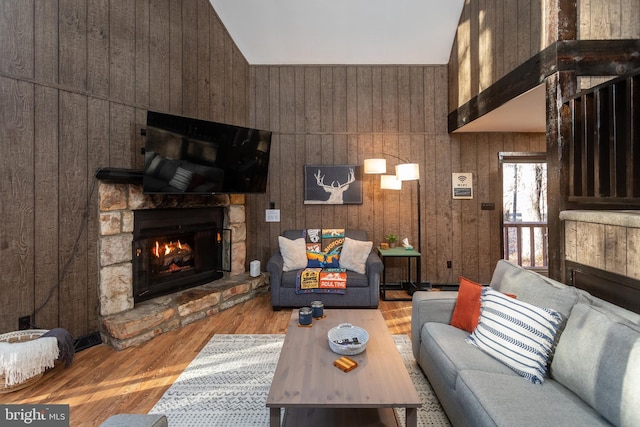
[411, 260, 640, 427]
[267, 229, 383, 310]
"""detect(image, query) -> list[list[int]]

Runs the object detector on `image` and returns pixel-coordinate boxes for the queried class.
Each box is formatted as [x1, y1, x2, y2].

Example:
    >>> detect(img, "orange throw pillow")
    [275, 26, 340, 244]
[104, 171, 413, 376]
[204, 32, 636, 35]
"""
[450, 276, 484, 333]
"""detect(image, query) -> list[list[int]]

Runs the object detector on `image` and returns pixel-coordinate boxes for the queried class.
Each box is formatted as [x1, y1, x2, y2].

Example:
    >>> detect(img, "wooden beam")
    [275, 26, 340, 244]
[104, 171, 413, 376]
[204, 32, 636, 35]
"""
[558, 40, 640, 76]
[447, 45, 556, 132]
[448, 40, 640, 133]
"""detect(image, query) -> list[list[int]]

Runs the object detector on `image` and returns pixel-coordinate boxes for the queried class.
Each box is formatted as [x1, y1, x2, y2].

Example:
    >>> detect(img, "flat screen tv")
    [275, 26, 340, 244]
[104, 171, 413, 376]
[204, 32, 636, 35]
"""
[143, 111, 272, 194]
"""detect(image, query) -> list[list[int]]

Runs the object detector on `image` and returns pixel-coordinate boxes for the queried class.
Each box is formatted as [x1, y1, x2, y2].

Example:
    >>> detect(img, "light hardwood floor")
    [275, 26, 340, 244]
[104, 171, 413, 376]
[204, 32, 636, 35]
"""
[0, 292, 414, 426]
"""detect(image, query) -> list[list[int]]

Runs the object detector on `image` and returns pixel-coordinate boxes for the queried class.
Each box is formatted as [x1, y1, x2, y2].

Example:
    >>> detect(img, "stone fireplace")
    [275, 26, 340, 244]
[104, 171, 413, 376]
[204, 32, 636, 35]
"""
[97, 180, 267, 349]
[132, 207, 227, 303]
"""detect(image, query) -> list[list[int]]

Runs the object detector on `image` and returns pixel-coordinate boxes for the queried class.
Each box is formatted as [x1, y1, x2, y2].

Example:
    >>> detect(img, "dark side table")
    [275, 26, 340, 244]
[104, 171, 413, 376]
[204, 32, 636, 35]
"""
[376, 247, 422, 301]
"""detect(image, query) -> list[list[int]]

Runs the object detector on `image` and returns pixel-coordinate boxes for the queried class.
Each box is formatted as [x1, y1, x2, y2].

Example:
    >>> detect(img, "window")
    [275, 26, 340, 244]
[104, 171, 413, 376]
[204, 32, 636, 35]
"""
[499, 153, 548, 271]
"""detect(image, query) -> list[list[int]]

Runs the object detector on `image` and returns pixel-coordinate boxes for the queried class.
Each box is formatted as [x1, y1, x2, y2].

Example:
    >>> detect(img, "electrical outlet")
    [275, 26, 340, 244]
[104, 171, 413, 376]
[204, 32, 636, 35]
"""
[446, 260, 452, 269]
[19, 316, 31, 330]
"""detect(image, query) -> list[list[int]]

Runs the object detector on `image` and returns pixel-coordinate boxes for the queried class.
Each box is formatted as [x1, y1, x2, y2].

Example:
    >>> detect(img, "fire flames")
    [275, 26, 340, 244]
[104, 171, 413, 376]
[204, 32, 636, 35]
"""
[152, 239, 194, 273]
[153, 240, 191, 258]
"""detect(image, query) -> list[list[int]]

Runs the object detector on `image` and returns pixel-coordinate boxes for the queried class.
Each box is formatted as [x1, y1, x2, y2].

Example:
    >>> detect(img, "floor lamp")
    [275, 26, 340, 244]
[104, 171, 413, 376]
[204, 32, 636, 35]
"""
[364, 158, 422, 285]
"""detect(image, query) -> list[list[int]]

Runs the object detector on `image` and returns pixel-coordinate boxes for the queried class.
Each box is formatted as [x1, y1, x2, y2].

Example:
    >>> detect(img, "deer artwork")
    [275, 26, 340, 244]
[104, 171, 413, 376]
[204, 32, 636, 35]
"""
[314, 168, 356, 204]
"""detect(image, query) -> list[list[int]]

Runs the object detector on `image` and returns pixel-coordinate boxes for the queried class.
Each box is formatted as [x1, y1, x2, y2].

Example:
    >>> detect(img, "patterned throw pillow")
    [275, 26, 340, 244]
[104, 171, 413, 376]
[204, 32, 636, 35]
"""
[467, 288, 563, 384]
[305, 228, 345, 268]
[321, 228, 345, 254]
[169, 167, 193, 191]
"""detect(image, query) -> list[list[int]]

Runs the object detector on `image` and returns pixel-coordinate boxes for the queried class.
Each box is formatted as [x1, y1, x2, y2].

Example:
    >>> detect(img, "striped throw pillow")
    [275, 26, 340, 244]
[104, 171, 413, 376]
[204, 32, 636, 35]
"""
[467, 288, 563, 384]
[169, 167, 193, 191]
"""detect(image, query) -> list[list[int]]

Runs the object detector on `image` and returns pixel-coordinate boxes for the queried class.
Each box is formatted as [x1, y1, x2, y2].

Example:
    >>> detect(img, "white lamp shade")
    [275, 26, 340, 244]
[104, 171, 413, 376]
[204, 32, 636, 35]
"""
[364, 158, 387, 174]
[380, 174, 402, 190]
[396, 163, 420, 181]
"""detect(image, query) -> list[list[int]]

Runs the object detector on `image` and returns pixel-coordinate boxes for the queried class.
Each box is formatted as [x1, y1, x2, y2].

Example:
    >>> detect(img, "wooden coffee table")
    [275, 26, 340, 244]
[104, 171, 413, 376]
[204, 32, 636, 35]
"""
[266, 309, 421, 426]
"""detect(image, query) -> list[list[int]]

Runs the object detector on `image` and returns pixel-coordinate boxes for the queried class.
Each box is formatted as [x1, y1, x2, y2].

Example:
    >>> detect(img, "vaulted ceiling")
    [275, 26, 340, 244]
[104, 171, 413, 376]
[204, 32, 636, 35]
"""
[210, 0, 545, 132]
[209, 0, 465, 65]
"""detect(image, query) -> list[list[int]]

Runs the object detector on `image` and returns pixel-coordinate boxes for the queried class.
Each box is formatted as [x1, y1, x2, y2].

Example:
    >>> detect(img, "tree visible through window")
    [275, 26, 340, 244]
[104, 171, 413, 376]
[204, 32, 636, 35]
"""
[500, 153, 548, 270]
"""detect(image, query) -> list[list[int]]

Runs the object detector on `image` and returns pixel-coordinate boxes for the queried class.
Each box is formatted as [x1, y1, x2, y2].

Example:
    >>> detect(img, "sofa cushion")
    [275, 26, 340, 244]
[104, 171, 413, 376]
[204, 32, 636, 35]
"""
[467, 288, 562, 384]
[577, 289, 640, 325]
[489, 260, 578, 319]
[421, 322, 518, 391]
[338, 237, 373, 274]
[456, 370, 611, 427]
[278, 236, 307, 271]
[450, 276, 484, 333]
[551, 302, 640, 427]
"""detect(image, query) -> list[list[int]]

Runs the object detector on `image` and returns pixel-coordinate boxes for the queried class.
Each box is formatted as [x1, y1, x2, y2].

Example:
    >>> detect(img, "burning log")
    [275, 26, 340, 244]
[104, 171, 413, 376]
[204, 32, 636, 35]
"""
[151, 240, 194, 273]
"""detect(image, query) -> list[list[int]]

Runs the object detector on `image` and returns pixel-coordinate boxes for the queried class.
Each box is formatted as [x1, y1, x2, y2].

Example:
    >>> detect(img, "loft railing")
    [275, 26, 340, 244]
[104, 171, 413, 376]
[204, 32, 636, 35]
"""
[503, 222, 548, 270]
[562, 70, 640, 208]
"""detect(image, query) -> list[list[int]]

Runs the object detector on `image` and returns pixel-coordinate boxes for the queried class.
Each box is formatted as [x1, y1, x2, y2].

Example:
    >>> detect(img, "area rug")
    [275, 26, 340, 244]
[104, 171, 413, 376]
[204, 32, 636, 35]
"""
[149, 334, 451, 426]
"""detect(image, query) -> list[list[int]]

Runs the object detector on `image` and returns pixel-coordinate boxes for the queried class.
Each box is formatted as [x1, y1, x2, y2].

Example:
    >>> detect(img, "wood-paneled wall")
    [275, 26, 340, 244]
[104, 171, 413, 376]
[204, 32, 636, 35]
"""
[0, 0, 249, 336]
[1, 0, 555, 336]
[245, 65, 545, 286]
[579, 0, 640, 39]
[448, 0, 639, 280]
[578, 0, 640, 89]
[449, 0, 640, 110]
[448, 0, 547, 112]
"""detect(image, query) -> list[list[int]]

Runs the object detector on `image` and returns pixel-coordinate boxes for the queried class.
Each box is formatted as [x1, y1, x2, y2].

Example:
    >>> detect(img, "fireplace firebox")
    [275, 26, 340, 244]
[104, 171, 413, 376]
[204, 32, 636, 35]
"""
[132, 208, 230, 303]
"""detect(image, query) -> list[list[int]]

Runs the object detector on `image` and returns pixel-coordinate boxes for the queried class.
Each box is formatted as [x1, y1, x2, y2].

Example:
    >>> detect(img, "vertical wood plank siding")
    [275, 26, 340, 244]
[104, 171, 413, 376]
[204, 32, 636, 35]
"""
[245, 65, 545, 288]
[0, 0, 552, 336]
[449, 0, 640, 113]
[449, 0, 639, 280]
[0, 0, 249, 336]
[449, 0, 547, 112]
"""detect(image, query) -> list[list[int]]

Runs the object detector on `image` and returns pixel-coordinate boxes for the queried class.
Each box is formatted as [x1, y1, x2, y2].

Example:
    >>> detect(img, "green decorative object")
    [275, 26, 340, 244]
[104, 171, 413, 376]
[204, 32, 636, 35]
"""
[386, 233, 398, 248]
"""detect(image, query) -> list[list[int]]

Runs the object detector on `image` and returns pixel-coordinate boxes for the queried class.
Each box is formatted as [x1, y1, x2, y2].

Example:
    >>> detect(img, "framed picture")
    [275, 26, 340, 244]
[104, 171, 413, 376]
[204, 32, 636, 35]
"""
[304, 165, 363, 205]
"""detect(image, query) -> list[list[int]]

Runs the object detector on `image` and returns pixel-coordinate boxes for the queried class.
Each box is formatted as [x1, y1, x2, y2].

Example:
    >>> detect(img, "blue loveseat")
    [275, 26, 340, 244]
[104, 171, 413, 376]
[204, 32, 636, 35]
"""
[266, 229, 383, 310]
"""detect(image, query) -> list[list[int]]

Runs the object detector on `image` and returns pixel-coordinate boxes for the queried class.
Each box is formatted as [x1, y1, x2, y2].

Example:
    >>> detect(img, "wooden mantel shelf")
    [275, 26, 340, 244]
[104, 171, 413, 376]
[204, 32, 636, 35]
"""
[95, 167, 143, 184]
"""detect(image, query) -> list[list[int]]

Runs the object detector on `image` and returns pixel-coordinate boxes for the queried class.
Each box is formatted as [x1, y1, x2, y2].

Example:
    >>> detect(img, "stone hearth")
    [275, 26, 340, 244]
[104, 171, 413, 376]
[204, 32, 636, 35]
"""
[97, 181, 268, 349]
[102, 274, 267, 350]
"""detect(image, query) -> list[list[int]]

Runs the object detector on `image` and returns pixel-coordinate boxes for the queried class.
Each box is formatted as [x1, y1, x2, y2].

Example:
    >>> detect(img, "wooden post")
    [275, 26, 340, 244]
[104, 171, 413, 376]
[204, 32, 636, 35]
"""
[546, 71, 577, 281]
